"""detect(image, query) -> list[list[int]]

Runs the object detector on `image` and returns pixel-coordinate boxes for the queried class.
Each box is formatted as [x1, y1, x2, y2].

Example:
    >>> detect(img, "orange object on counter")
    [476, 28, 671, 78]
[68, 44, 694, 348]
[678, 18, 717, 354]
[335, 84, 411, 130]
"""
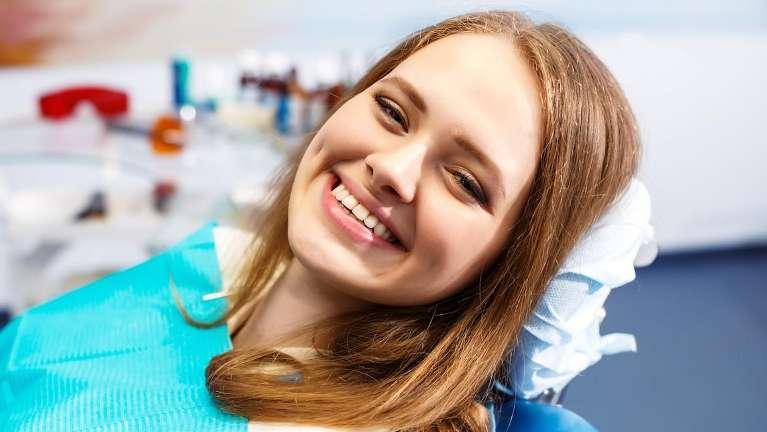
[149, 114, 185, 155]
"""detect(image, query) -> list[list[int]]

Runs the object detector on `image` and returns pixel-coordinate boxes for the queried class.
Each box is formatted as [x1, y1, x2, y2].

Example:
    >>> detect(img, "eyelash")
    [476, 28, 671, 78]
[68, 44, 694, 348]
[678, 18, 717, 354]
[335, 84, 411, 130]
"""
[450, 169, 488, 206]
[374, 94, 489, 207]
[375, 95, 408, 131]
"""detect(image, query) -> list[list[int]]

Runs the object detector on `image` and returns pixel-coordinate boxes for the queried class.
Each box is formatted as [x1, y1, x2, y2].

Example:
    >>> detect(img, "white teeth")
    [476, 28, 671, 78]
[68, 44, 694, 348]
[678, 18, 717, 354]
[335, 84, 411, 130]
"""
[332, 180, 398, 244]
[335, 188, 350, 200]
[352, 204, 370, 220]
[363, 214, 378, 228]
[373, 223, 386, 237]
[332, 184, 347, 196]
[341, 195, 358, 209]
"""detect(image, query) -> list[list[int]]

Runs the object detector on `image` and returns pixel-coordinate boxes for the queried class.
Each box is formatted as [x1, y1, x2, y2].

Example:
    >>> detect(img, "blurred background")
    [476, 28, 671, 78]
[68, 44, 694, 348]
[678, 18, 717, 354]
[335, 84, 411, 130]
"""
[0, 1, 764, 431]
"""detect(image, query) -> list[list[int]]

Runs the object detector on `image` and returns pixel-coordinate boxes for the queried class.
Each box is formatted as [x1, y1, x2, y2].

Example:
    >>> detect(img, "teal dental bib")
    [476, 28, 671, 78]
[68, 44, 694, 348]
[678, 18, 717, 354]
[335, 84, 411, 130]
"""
[0, 220, 247, 431]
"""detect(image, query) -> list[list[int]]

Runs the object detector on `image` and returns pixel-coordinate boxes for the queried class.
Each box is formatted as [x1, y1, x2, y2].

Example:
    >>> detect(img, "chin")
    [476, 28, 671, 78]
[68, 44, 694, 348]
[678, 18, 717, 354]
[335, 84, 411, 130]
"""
[289, 221, 357, 276]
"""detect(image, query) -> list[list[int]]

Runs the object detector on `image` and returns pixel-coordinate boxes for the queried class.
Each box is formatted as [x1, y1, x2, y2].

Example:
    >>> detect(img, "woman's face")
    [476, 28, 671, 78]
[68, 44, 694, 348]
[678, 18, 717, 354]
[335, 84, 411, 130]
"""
[288, 33, 542, 306]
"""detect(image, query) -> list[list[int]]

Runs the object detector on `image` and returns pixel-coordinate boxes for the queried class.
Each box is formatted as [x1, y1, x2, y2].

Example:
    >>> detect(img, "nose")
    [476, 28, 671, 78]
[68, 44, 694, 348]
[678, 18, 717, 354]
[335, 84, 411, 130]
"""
[364, 141, 427, 203]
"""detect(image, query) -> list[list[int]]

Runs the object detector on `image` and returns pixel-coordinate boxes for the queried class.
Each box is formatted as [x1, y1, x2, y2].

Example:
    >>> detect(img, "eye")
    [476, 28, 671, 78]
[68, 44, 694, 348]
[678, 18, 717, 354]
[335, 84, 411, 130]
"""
[449, 168, 488, 206]
[374, 95, 408, 131]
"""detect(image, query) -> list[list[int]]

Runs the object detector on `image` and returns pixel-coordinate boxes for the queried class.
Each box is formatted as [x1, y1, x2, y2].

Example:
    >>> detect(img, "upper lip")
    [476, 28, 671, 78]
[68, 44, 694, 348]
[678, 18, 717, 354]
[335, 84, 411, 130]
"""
[333, 170, 408, 251]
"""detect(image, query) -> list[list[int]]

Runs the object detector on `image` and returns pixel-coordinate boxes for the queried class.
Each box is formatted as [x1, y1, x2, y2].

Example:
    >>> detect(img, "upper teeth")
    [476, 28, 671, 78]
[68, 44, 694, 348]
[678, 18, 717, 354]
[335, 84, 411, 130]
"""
[331, 183, 397, 243]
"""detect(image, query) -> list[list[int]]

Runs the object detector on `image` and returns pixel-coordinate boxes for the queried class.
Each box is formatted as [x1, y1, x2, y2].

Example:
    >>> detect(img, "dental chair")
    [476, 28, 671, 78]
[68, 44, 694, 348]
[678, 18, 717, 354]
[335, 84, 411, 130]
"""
[487, 178, 657, 431]
[490, 386, 596, 432]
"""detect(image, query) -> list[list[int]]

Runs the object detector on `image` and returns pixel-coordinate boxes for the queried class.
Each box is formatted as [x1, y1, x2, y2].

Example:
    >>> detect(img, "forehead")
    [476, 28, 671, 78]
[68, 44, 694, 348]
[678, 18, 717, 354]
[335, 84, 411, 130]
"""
[385, 33, 542, 201]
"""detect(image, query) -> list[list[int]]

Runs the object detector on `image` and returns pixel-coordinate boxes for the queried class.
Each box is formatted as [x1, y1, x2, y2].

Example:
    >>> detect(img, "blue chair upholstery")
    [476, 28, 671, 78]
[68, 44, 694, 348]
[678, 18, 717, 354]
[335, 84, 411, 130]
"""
[489, 397, 598, 432]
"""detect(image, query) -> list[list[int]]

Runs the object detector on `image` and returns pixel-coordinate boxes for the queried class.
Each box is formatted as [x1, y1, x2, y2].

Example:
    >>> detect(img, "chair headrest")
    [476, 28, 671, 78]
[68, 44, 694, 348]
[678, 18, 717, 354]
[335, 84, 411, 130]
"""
[504, 177, 657, 399]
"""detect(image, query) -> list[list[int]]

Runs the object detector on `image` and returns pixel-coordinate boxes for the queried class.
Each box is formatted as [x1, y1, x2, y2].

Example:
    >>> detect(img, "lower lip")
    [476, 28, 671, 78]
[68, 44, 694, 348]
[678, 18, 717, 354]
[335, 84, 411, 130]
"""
[322, 173, 403, 252]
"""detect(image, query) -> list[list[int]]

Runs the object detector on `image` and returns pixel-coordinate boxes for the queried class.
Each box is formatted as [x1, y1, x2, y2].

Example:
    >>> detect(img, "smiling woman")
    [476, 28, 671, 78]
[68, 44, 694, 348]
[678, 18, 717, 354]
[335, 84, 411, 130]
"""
[199, 9, 641, 432]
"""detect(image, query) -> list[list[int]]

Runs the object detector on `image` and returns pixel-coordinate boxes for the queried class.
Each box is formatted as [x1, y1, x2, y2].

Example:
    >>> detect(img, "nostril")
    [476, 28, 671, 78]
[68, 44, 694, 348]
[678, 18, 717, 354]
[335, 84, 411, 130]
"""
[383, 185, 397, 196]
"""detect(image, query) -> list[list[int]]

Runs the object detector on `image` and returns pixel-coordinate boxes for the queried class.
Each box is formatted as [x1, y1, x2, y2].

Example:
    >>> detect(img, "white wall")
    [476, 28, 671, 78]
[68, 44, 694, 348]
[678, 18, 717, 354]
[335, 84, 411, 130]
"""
[582, 32, 767, 252]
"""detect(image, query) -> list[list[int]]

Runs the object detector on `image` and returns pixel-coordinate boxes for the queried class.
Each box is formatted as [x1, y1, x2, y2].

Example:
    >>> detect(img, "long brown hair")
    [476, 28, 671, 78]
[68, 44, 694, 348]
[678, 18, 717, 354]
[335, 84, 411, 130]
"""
[199, 10, 640, 432]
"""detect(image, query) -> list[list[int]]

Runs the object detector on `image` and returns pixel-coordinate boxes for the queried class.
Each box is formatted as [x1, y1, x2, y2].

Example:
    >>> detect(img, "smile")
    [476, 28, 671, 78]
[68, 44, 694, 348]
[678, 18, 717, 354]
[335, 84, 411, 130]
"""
[322, 173, 405, 252]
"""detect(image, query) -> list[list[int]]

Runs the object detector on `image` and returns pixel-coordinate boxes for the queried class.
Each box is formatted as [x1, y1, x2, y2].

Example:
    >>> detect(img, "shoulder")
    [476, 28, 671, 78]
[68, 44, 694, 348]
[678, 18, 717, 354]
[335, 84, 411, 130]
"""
[213, 225, 255, 293]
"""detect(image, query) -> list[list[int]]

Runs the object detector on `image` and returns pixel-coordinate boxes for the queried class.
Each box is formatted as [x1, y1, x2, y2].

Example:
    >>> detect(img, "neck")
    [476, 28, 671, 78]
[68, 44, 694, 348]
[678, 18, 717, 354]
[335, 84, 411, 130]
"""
[231, 258, 371, 350]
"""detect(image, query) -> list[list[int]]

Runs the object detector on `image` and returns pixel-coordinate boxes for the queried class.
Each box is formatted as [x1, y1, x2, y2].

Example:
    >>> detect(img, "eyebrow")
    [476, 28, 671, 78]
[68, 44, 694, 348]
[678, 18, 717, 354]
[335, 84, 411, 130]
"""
[380, 76, 427, 114]
[380, 75, 507, 204]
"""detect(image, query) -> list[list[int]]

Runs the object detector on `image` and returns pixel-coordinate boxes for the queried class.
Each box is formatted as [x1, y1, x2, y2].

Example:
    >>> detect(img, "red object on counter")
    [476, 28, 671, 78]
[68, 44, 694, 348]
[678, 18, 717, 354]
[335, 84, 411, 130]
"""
[152, 180, 177, 213]
[39, 86, 129, 120]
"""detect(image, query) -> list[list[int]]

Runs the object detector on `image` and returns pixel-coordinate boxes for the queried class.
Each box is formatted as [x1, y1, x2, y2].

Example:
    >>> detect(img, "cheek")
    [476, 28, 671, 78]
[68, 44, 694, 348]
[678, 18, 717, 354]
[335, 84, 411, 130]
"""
[412, 201, 498, 297]
[316, 97, 382, 156]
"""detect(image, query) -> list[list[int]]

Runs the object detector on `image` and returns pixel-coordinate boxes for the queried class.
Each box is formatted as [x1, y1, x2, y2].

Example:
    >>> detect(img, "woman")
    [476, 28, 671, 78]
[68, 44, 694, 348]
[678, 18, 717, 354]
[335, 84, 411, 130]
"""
[0, 10, 640, 432]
